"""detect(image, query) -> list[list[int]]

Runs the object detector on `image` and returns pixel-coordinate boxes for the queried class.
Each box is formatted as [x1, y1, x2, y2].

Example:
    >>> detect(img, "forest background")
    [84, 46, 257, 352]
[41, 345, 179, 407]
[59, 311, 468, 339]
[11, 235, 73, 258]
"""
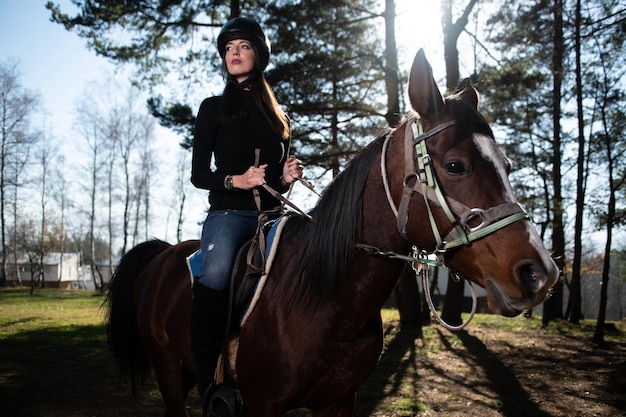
[1, 0, 625, 340]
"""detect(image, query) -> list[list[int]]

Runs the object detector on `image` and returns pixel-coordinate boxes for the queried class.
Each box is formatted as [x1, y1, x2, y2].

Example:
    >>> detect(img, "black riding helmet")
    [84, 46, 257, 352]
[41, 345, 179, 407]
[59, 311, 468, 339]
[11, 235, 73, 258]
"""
[217, 17, 271, 72]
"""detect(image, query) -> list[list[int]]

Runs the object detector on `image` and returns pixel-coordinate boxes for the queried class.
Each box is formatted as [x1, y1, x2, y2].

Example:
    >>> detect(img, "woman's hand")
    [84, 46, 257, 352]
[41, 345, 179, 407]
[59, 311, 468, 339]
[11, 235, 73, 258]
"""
[233, 164, 267, 190]
[281, 156, 304, 186]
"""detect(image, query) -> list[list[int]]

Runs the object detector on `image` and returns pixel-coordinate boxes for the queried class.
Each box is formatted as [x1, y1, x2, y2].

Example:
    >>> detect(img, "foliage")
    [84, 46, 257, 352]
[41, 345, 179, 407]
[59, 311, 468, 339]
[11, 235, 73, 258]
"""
[0, 60, 41, 285]
[477, 1, 557, 238]
[146, 96, 196, 149]
[65, 233, 112, 264]
[24, 1, 626, 323]
[45, 0, 239, 87]
[266, 0, 387, 176]
[46, 0, 389, 178]
[613, 249, 626, 284]
[479, 0, 626, 239]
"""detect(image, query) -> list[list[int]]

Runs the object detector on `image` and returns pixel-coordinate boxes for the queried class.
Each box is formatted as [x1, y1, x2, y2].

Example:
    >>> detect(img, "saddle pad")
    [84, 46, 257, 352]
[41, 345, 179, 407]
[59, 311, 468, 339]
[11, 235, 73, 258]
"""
[186, 249, 202, 285]
[185, 215, 289, 290]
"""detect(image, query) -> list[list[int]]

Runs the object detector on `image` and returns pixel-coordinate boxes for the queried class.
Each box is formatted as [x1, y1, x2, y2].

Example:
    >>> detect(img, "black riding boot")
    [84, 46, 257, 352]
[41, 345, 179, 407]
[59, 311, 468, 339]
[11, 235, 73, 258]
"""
[190, 282, 229, 408]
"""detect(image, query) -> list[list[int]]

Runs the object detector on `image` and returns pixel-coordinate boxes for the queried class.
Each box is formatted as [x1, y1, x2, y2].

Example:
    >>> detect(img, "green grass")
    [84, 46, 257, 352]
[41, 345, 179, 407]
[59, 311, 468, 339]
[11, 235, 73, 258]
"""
[0, 287, 106, 337]
[381, 306, 624, 337]
[0, 287, 164, 417]
[0, 287, 108, 363]
[4, 289, 620, 339]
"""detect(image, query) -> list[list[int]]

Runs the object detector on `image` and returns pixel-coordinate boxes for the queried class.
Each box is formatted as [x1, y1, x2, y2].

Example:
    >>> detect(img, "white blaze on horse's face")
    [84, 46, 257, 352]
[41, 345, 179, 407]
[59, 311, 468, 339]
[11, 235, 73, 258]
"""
[473, 133, 516, 201]
[466, 133, 558, 316]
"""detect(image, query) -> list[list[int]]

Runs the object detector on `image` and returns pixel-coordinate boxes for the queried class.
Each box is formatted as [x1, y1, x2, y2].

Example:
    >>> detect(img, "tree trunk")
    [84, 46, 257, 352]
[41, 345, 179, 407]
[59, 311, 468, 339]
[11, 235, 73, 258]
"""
[395, 265, 422, 333]
[568, 0, 584, 324]
[593, 98, 621, 342]
[229, 0, 240, 19]
[383, 0, 400, 127]
[440, 0, 479, 91]
[439, 0, 480, 322]
[107, 135, 115, 288]
[593, 199, 613, 344]
[543, 0, 565, 326]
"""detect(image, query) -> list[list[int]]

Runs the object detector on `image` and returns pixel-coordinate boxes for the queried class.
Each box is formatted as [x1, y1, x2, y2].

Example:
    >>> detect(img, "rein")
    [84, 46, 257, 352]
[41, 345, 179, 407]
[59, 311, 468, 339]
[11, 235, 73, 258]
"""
[252, 149, 315, 220]
[372, 116, 529, 330]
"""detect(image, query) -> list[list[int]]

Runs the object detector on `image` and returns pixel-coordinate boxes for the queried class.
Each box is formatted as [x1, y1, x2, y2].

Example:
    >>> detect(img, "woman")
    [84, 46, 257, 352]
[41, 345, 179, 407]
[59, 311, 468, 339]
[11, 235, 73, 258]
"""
[190, 16, 303, 406]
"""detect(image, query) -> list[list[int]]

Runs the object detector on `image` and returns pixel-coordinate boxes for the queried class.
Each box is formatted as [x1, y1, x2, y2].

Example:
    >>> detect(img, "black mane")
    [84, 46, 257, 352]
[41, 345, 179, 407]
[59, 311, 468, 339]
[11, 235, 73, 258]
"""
[280, 134, 387, 307]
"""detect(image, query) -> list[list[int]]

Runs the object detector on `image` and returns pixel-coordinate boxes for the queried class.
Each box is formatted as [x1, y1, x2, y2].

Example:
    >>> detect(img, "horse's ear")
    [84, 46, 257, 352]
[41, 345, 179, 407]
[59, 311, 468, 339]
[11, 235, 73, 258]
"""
[408, 48, 445, 118]
[454, 78, 480, 110]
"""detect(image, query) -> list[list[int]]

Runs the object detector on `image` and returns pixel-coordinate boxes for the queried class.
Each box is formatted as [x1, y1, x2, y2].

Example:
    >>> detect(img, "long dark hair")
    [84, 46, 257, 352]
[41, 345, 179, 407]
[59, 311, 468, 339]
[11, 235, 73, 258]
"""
[220, 45, 289, 139]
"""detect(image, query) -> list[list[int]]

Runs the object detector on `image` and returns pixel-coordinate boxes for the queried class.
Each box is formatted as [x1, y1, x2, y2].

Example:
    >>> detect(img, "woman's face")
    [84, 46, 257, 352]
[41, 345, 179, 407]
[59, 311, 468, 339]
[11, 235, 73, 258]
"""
[224, 39, 256, 83]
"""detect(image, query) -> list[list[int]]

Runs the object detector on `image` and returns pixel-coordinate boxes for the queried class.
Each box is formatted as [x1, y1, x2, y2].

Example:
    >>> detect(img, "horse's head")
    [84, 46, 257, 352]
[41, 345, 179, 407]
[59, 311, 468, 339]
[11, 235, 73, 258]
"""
[390, 49, 558, 316]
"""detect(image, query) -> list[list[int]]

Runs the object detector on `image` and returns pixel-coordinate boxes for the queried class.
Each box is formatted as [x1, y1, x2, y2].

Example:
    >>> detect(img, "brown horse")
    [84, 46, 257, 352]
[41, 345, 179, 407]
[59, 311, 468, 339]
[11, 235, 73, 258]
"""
[104, 49, 558, 417]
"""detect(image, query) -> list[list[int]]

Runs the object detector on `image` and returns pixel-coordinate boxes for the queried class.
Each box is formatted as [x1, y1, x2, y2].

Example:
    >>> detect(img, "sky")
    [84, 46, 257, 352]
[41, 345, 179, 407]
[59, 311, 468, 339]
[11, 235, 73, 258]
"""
[0, 0, 121, 139]
[0, 0, 445, 137]
[0, 0, 445, 246]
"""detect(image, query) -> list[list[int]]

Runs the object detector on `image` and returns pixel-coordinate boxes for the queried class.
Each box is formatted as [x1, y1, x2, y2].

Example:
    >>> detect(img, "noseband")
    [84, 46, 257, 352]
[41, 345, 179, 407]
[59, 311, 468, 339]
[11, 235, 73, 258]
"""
[381, 116, 529, 264]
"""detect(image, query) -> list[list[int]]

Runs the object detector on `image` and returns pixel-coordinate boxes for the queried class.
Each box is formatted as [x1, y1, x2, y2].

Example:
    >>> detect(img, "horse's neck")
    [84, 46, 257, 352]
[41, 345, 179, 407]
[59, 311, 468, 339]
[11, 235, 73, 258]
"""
[334, 168, 411, 338]
[334, 255, 406, 340]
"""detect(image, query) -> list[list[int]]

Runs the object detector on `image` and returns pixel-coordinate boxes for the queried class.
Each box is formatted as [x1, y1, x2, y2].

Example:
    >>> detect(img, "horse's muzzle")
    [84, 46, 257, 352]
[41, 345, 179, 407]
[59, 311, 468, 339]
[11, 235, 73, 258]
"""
[486, 258, 559, 317]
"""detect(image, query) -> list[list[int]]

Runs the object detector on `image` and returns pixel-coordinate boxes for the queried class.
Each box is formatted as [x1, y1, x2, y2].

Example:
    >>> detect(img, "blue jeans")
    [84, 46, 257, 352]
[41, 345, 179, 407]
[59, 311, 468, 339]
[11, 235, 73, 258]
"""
[197, 210, 260, 290]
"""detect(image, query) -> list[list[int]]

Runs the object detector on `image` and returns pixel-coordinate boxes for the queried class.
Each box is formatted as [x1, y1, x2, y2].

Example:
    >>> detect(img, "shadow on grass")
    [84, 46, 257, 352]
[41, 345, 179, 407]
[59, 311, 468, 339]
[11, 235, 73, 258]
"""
[356, 325, 553, 417]
[450, 329, 552, 417]
[0, 325, 170, 417]
[355, 326, 424, 416]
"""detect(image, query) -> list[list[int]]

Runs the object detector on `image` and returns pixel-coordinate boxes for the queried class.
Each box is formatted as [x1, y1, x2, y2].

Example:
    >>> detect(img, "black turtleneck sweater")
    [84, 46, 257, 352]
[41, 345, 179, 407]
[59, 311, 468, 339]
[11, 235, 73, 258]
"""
[191, 89, 290, 211]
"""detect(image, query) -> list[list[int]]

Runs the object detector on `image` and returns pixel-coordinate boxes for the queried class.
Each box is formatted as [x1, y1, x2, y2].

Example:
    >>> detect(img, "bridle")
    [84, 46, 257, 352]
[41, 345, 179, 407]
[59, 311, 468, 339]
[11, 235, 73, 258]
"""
[372, 115, 529, 330]
[384, 115, 529, 261]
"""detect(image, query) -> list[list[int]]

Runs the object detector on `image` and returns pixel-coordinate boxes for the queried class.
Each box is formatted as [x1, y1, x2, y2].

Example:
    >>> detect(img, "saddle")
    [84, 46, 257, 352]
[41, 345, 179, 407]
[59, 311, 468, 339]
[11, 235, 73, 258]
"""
[186, 214, 287, 329]
[226, 148, 292, 329]
[227, 214, 284, 330]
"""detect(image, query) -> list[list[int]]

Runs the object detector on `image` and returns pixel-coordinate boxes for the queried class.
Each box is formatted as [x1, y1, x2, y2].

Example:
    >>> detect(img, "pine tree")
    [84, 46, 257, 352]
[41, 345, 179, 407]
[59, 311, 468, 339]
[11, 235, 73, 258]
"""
[266, 0, 387, 178]
[478, 0, 567, 325]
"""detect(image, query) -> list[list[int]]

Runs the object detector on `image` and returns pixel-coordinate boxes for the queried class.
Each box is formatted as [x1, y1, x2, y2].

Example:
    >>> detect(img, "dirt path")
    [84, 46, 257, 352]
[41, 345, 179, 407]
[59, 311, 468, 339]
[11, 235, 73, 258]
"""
[356, 322, 626, 416]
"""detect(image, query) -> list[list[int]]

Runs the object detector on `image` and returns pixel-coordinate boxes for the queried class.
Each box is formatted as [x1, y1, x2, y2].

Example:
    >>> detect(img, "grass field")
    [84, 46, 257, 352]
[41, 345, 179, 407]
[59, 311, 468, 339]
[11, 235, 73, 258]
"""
[1, 287, 625, 417]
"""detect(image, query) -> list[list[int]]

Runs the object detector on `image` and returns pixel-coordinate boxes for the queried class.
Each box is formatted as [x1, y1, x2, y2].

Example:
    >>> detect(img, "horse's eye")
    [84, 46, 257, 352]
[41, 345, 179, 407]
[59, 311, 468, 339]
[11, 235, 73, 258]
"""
[445, 161, 468, 176]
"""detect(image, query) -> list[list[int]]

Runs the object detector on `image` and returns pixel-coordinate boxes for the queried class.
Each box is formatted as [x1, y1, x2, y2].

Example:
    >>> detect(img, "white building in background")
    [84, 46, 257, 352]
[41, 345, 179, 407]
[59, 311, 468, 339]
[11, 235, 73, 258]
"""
[10, 252, 93, 289]
[8, 252, 120, 290]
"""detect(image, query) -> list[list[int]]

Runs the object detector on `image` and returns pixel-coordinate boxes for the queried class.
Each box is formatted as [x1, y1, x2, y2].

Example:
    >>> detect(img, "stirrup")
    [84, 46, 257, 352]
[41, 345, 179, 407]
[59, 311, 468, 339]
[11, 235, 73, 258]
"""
[203, 382, 243, 417]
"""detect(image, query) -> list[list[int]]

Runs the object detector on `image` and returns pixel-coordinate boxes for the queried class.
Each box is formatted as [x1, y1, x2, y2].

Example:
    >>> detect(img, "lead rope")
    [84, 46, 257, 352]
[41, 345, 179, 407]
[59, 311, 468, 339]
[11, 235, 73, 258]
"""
[358, 241, 479, 331]
[410, 251, 477, 332]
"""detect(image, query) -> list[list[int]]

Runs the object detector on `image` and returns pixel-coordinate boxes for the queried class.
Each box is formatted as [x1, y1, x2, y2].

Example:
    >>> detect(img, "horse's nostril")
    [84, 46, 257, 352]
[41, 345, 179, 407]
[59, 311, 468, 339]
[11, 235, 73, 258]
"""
[517, 262, 546, 297]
